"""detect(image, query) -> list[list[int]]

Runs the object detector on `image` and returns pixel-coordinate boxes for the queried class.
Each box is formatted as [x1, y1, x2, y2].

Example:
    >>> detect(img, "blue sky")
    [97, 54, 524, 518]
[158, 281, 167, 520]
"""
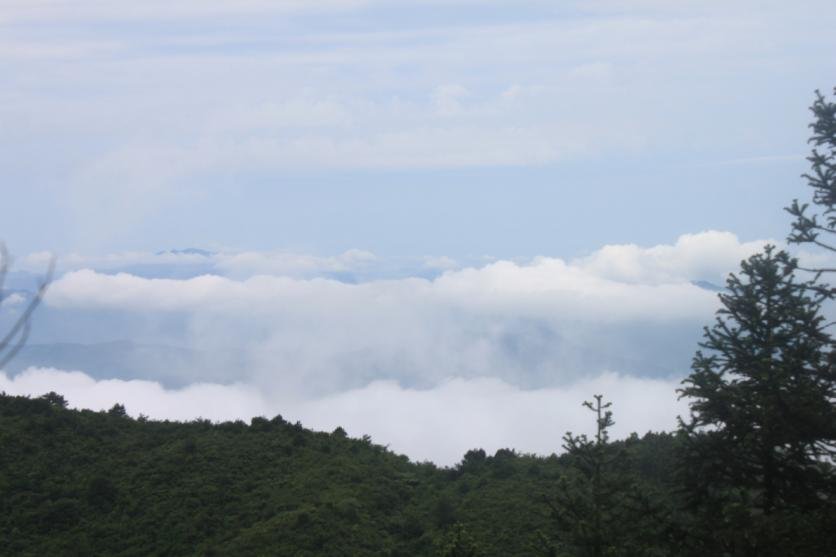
[2, 1, 836, 463]
[3, 0, 834, 257]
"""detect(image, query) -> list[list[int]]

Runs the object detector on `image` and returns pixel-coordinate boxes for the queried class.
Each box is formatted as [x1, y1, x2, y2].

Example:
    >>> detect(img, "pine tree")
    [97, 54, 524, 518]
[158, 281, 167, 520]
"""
[786, 87, 836, 281]
[677, 246, 836, 555]
[543, 396, 667, 557]
[550, 395, 615, 557]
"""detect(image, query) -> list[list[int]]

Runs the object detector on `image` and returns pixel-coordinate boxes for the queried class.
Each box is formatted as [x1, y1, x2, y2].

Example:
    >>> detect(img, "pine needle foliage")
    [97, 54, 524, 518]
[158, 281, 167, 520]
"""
[677, 246, 836, 555]
[787, 88, 836, 281]
[542, 396, 670, 557]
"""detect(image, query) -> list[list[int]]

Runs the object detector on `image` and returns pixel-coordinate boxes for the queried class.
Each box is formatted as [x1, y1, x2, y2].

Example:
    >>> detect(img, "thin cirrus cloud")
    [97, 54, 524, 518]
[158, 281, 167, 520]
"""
[3, 1, 832, 255]
[0, 0, 369, 23]
[5, 3, 829, 170]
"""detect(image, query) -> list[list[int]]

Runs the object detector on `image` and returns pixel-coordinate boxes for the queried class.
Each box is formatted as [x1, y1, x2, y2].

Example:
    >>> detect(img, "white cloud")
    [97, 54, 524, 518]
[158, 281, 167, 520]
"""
[432, 84, 470, 116]
[575, 230, 771, 284]
[6, 2, 829, 180]
[19, 248, 377, 279]
[0, 40, 121, 61]
[3, 0, 831, 259]
[20, 251, 59, 270]
[35, 232, 744, 395]
[0, 0, 371, 24]
[215, 249, 376, 278]
[42, 250, 209, 271]
[566, 62, 614, 83]
[0, 367, 686, 465]
[0, 368, 270, 421]
[423, 255, 458, 270]
[206, 100, 354, 133]
[46, 239, 720, 320]
[292, 373, 687, 464]
[0, 293, 25, 307]
[9, 232, 813, 464]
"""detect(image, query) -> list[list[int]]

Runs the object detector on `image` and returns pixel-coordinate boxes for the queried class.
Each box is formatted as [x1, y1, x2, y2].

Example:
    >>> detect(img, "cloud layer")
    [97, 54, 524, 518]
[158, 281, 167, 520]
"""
[0, 367, 686, 465]
[5, 231, 826, 464]
[36, 232, 750, 395]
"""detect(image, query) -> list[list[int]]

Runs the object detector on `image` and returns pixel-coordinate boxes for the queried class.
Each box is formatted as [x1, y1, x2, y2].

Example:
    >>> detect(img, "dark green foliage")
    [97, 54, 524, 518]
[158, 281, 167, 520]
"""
[39, 392, 67, 408]
[437, 523, 482, 557]
[0, 392, 685, 556]
[459, 449, 487, 474]
[677, 246, 836, 555]
[433, 494, 458, 529]
[542, 396, 673, 557]
[787, 89, 836, 252]
[107, 403, 127, 418]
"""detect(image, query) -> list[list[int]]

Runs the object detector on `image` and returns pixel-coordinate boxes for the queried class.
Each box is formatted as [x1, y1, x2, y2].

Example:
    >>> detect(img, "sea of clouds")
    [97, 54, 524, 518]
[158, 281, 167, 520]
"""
[3, 230, 826, 465]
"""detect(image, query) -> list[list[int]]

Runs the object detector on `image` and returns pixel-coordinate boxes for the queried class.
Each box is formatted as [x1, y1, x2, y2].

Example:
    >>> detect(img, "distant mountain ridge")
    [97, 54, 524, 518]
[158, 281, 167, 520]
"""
[154, 248, 215, 257]
[5, 340, 239, 388]
[690, 279, 724, 292]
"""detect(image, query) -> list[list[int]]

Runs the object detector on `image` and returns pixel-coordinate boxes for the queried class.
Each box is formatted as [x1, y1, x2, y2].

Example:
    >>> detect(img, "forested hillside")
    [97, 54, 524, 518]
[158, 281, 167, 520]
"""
[0, 392, 678, 556]
[3, 389, 831, 556]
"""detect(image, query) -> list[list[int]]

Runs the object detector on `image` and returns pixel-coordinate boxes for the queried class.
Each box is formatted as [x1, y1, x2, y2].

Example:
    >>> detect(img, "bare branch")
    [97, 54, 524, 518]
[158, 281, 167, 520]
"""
[0, 320, 30, 369]
[0, 243, 9, 296]
[0, 246, 55, 368]
[811, 239, 836, 253]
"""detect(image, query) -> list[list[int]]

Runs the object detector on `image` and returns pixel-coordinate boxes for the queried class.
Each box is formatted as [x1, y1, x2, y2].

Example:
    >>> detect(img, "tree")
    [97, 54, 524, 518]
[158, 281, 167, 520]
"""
[38, 392, 68, 408]
[542, 396, 666, 557]
[677, 246, 836, 555]
[107, 403, 128, 418]
[437, 523, 481, 557]
[786, 88, 836, 281]
[551, 395, 616, 557]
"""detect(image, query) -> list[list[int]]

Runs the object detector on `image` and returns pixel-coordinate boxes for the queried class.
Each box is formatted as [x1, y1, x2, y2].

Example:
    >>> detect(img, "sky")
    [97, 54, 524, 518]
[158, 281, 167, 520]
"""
[1, 0, 836, 465]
